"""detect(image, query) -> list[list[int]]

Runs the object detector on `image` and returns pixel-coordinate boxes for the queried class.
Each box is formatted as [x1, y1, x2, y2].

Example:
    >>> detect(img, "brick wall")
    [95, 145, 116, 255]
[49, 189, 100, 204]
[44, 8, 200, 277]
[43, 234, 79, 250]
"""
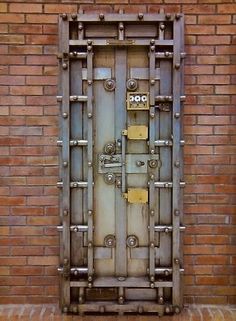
[0, 0, 235, 305]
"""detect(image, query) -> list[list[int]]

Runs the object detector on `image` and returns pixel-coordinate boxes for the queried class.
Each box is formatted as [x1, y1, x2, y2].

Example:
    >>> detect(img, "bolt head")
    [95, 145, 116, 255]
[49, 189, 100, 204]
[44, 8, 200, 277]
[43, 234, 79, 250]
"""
[99, 13, 104, 20]
[175, 112, 180, 118]
[71, 13, 77, 20]
[62, 63, 68, 69]
[174, 209, 180, 216]
[78, 23, 83, 30]
[165, 13, 171, 20]
[150, 149, 155, 154]
[63, 210, 68, 216]
[88, 113, 92, 118]
[61, 13, 67, 20]
[150, 282, 155, 288]
[150, 39, 155, 45]
[165, 228, 169, 233]
[150, 45, 155, 51]
[175, 63, 180, 69]
[63, 161, 68, 167]
[160, 23, 165, 30]
[62, 112, 68, 118]
[88, 80, 92, 85]
[159, 296, 164, 304]
[165, 51, 170, 57]
[150, 79, 155, 85]
[87, 45, 92, 52]
[138, 13, 144, 20]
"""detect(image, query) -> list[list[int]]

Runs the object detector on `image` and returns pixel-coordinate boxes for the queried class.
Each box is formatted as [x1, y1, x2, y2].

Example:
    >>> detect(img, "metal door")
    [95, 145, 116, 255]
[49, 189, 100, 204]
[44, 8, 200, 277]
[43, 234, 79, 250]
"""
[57, 11, 185, 315]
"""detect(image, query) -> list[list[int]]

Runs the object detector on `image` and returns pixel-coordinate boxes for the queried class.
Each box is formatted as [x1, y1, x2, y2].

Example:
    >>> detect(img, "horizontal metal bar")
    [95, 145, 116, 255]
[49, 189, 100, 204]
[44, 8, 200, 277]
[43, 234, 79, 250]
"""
[154, 139, 172, 146]
[57, 181, 89, 188]
[67, 13, 174, 22]
[57, 225, 89, 232]
[154, 182, 185, 188]
[70, 95, 88, 102]
[155, 52, 173, 59]
[58, 266, 88, 275]
[155, 95, 186, 102]
[70, 277, 173, 288]
[155, 268, 184, 275]
[69, 39, 174, 47]
[57, 139, 88, 147]
[70, 181, 88, 188]
[154, 225, 185, 233]
[69, 52, 87, 59]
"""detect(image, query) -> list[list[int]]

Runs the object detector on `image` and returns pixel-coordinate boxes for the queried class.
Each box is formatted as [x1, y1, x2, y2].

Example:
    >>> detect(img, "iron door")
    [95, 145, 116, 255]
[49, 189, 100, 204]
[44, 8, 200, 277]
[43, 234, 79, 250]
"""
[58, 11, 185, 315]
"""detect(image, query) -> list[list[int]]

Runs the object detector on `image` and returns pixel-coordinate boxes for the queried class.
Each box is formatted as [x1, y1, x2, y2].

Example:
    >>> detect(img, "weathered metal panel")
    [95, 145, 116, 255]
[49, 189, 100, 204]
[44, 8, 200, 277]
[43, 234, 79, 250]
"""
[58, 12, 184, 315]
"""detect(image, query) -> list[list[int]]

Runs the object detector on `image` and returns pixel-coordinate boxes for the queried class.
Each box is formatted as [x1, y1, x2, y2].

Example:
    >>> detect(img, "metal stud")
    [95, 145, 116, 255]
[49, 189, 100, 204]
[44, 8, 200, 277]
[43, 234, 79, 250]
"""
[150, 282, 155, 288]
[63, 161, 68, 167]
[175, 13, 181, 20]
[165, 306, 171, 314]
[61, 13, 67, 20]
[87, 39, 92, 45]
[88, 161, 92, 167]
[87, 113, 92, 118]
[150, 45, 155, 51]
[88, 242, 92, 248]
[174, 306, 181, 314]
[88, 210, 93, 216]
[63, 306, 68, 313]
[159, 296, 164, 304]
[174, 209, 180, 216]
[63, 210, 68, 216]
[150, 39, 155, 45]
[104, 78, 116, 91]
[78, 23, 83, 31]
[127, 78, 138, 91]
[138, 306, 143, 314]
[88, 282, 92, 288]
[62, 63, 68, 70]
[165, 13, 171, 20]
[150, 209, 155, 216]
[174, 258, 179, 265]
[88, 80, 92, 85]
[175, 161, 180, 167]
[87, 45, 92, 52]
[174, 112, 180, 118]
[164, 51, 170, 57]
[150, 275, 155, 282]
[164, 227, 169, 234]
[71, 13, 77, 20]
[119, 22, 124, 30]
[138, 13, 144, 20]
[150, 79, 155, 85]
[150, 112, 155, 118]
[118, 296, 124, 304]
[150, 149, 155, 154]
[99, 13, 104, 20]
[160, 23, 165, 30]
[175, 63, 180, 69]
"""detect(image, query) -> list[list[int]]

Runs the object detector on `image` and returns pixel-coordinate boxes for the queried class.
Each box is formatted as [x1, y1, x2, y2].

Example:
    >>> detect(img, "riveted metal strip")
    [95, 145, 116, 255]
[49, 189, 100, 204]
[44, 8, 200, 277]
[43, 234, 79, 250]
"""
[86, 44, 94, 280]
[59, 15, 70, 307]
[172, 14, 183, 307]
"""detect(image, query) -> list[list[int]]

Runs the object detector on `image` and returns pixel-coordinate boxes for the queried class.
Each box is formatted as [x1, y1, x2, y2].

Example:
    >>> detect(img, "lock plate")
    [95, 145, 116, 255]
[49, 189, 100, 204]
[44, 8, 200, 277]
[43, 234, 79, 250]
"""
[123, 125, 148, 140]
[127, 92, 149, 110]
[124, 188, 148, 204]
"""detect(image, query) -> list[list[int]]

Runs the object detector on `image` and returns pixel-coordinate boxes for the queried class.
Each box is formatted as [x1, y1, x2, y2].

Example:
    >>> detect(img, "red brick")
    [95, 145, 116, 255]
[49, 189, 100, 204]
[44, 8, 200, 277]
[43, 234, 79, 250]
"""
[183, 4, 216, 13]
[197, 75, 230, 84]
[186, 25, 215, 35]
[10, 66, 42, 75]
[44, 4, 78, 13]
[0, 76, 25, 85]
[26, 35, 57, 45]
[26, 15, 57, 24]
[216, 85, 236, 94]
[197, 55, 230, 65]
[10, 86, 43, 95]
[0, 14, 24, 23]
[198, 35, 231, 45]
[9, 24, 42, 34]
[217, 4, 236, 13]
[195, 255, 229, 265]
[9, 45, 42, 55]
[28, 256, 58, 266]
[9, 3, 42, 13]
[196, 276, 229, 285]
[198, 14, 231, 24]
[198, 95, 230, 105]
[26, 55, 56, 65]
[26, 76, 56, 85]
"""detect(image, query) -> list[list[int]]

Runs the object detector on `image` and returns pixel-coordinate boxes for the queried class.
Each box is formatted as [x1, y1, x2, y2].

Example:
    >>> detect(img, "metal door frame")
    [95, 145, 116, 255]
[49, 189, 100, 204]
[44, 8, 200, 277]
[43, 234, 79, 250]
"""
[57, 11, 185, 316]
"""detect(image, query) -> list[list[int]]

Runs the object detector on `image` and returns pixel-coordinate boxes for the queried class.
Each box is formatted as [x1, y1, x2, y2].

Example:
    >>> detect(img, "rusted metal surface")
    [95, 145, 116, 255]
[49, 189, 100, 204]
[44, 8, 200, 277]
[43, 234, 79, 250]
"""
[58, 11, 184, 315]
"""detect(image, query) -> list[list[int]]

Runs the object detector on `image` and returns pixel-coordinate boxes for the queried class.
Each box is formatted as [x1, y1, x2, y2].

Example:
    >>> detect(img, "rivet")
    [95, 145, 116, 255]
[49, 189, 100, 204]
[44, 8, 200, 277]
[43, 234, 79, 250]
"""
[150, 275, 155, 282]
[63, 258, 68, 264]
[63, 306, 68, 313]
[88, 275, 93, 282]
[88, 80, 92, 85]
[87, 45, 92, 52]
[181, 52, 186, 59]
[174, 112, 180, 118]
[74, 269, 78, 276]
[174, 209, 180, 216]
[165, 13, 171, 20]
[88, 161, 92, 167]
[138, 13, 144, 20]
[150, 174, 154, 180]
[160, 23, 165, 30]
[175, 306, 181, 314]
[61, 13, 67, 20]
[165, 227, 169, 233]
[165, 51, 170, 57]
[175, 13, 181, 20]
[165, 306, 171, 314]
[71, 13, 77, 20]
[175, 161, 180, 167]
[150, 242, 155, 248]
[73, 51, 77, 56]
[79, 296, 83, 304]
[150, 112, 155, 118]
[72, 306, 78, 314]
[78, 23, 83, 31]
[119, 23, 124, 30]
[150, 45, 155, 51]
[99, 13, 104, 20]
[63, 161, 68, 167]
[87, 39, 92, 45]
[118, 296, 124, 304]
[62, 63, 68, 69]
[150, 282, 155, 288]
[159, 296, 164, 304]
[88, 210, 92, 216]
[150, 39, 155, 45]
[150, 149, 155, 154]
[138, 306, 143, 314]
[146, 268, 150, 273]
[150, 79, 155, 85]
[72, 95, 78, 101]
[175, 63, 180, 69]
[88, 242, 92, 248]
[164, 270, 170, 276]
[88, 113, 92, 118]
[73, 227, 79, 232]
[150, 210, 154, 216]
[174, 258, 179, 265]
[63, 210, 68, 216]
[73, 183, 78, 188]
[88, 282, 92, 288]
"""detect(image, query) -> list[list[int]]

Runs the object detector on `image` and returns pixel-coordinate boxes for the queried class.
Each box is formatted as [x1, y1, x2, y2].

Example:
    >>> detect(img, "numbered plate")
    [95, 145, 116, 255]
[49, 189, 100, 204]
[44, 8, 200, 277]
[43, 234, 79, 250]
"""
[127, 92, 149, 110]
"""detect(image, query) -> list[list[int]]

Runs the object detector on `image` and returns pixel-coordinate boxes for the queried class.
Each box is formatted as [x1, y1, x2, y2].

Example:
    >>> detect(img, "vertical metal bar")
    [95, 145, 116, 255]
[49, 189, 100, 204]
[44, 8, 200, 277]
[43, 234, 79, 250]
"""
[115, 48, 127, 277]
[59, 15, 70, 308]
[172, 15, 182, 307]
[87, 45, 94, 279]
[148, 44, 156, 281]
